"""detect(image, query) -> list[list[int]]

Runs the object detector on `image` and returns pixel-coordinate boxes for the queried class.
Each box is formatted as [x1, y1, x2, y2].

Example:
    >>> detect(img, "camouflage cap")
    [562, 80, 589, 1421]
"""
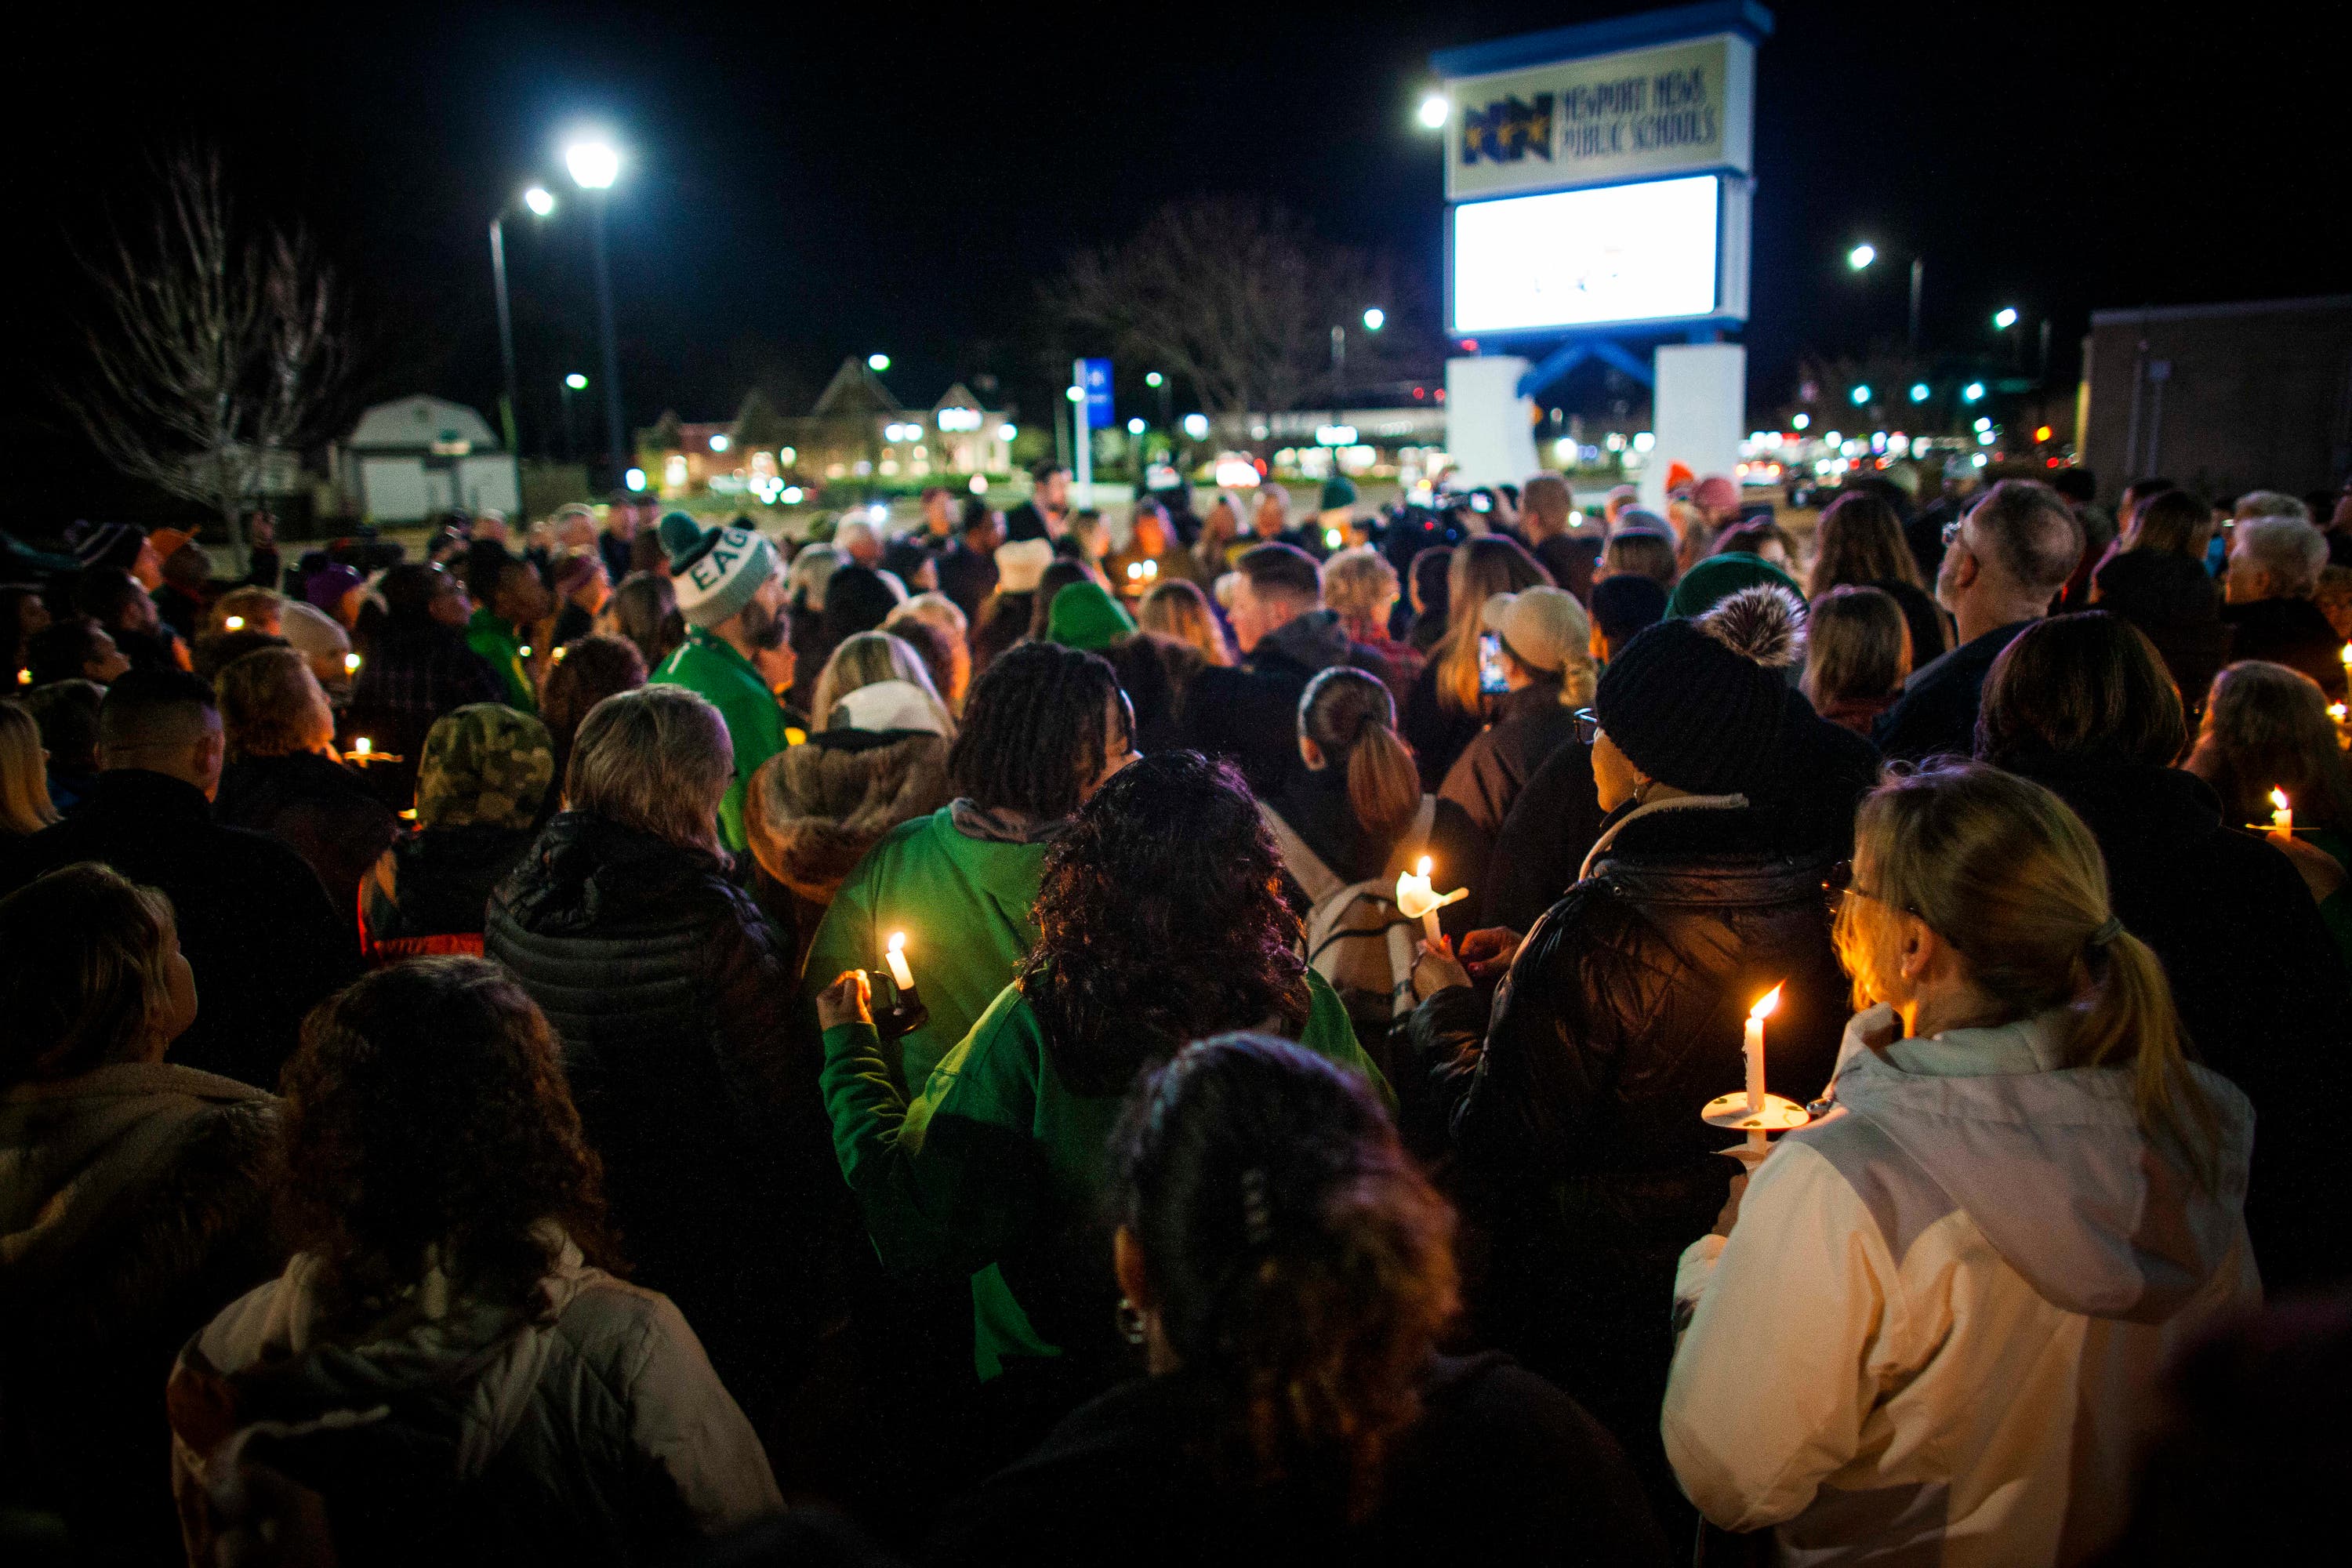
[417, 702, 554, 830]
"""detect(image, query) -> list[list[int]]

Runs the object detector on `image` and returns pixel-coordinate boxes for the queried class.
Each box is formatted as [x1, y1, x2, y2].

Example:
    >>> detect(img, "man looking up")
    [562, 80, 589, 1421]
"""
[0, 670, 354, 1087]
[650, 512, 794, 855]
[1179, 542, 1384, 797]
[1875, 479, 2080, 761]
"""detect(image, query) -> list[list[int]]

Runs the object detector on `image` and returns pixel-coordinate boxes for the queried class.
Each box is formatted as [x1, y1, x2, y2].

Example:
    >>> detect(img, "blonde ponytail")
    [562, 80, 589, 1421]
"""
[2077, 928, 2221, 1189]
[1347, 720, 1421, 854]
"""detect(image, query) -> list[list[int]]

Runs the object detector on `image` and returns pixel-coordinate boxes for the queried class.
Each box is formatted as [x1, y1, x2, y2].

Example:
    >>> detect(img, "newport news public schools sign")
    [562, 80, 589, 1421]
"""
[1445, 32, 1756, 202]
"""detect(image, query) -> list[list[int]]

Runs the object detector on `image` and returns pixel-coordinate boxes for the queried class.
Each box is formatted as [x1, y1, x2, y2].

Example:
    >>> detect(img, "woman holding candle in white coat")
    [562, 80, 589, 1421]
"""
[1664, 762, 2256, 1566]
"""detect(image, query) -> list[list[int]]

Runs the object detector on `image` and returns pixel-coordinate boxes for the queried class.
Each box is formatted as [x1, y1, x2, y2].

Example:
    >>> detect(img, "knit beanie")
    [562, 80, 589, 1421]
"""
[819, 564, 901, 649]
[658, 511, 779, 629]
[1045, 579, 1137, 652]
[1319, 475, 1358, 513]
[305, 563, 365, 615]
[1664, 551, 1802, 621]
[1594, 585, 1806, 796]
[993, 537, 1053, 593]
[1590, 574, 1668, 647]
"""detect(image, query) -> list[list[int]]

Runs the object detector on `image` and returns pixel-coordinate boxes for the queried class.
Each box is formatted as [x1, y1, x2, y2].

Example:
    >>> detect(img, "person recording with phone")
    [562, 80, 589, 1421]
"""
[1442, 586, 1596, 862]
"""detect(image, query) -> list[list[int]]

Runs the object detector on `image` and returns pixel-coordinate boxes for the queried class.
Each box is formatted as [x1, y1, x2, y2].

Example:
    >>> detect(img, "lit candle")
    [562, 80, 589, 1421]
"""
[223, 615, 245, 631]
[14, 668, 27, 686]
[518, 644, 534, 659]
[353, 736, 372, 758]
[1395, 855, 1467, 944]
[1126, 561, 1144, 582]
[884, 931, 915, 992]
[1745, 984, 1783, 1115]
[343, 652, 362, 674]
[2270, 788, 2293, 838]
[1142, 559, 1157, 580]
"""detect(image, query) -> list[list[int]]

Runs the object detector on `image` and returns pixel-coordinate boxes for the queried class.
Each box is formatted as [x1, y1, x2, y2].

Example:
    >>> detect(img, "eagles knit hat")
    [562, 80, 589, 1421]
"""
[657, 511, 778, 629]
[418, 702, 554, 830]
[1479, 586, 1588, 676]
[1044, 579, 1137, 652]
[1664, 551, 1803, 621]
[1593, 584, 1806, 797]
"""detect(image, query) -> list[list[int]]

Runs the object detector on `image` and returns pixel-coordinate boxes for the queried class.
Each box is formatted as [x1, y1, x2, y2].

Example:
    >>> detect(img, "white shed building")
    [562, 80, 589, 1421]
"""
[339, 396, 520, 522]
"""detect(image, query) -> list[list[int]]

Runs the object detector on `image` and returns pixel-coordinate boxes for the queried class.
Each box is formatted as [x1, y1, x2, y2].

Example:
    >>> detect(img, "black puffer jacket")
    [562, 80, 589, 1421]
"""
[1416, 797, 1847, 1509]
[485, 812, 851, 1428]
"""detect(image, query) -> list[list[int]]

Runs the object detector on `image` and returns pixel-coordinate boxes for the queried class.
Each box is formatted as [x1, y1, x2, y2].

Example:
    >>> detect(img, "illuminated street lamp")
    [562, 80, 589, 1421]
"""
[564, 134, 627, 482]
[868, 353, 891, 372]
[1846, 242, 1925, 347]
[1851, 384, 1872, 406]
[1144, 371, 1163, 387]
[558, 372, 589, 460]
[489, 183, 560, 468]
[1908, 383, 1930, 403]
[1127, 417, 1146, 436]
[1363, 307, 1386, 332]
[1994, 307, 2020, 330]
[1846, 243, 1877, 270]
[1963, 381, 1987, 403]
[1417, 93, 1449, 129]
[1181, 412, 1210, 441]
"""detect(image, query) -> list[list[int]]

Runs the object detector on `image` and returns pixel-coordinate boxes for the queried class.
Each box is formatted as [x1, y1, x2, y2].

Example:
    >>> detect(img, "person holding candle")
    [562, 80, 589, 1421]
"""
[1408, 585, 1852, 1521]
[815, 751, 1388, 1467]
[1976, 616, 2352, 1292]
[1664, 762, 2255, 1566]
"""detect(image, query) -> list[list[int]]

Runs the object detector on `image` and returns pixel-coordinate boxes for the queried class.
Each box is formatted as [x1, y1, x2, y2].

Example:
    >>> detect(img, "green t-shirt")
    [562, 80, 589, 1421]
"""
[821, 968, 1385, 1380]
[464, 608, 536, 713]
[651, 627, 788, 853]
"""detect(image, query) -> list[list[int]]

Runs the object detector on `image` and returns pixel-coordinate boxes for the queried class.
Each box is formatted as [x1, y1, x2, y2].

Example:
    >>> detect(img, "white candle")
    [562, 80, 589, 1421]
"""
[884, 931, 915, 992]
[1744, 984, 1782, 1115]
[353, 736, 372, 758]
[1395, 855, 1466, 944]
[2270, 789, 2293, 837]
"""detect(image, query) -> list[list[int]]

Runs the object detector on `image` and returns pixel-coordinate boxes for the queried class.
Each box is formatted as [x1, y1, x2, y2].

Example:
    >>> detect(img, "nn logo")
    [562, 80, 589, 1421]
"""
[1461, 94, 1554, 165]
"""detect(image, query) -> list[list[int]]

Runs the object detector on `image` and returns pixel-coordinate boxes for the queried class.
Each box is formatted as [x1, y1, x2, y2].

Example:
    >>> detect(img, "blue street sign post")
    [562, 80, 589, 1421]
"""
[1073, 358, 1114, 498]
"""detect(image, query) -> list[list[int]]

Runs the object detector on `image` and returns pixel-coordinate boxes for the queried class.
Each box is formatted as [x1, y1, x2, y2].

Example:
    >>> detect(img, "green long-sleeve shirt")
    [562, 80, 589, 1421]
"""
[650, 628, 788, 854]
[464, 607, 536, 713]
[821, 969, 1385, 1380]
[799, 807, 1049, 1094]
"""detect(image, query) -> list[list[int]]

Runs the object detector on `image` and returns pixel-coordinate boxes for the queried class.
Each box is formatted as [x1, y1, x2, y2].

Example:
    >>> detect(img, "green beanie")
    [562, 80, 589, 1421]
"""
[657, 511, 779, 629]
[1319, 475, 1358, 511]
[1664, 551, 1803, 621]
[1045, 579, 1136, 652]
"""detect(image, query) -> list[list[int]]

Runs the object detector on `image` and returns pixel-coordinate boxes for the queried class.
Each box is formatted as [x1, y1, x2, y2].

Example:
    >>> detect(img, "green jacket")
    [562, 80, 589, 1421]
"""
[820, 968, 1382, 1381]
[800, 807, 1047, 1094]
[464, 608, 536, 712]
[651, 628, 788, 854]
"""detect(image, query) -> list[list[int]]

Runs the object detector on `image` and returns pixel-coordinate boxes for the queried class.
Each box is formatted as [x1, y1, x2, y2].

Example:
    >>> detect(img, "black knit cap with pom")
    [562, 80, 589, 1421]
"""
[1592, 584, 1806, 797]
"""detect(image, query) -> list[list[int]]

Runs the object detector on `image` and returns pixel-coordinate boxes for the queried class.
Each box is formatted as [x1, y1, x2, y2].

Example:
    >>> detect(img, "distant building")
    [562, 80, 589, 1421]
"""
[2078, 295, 2352, 504]
[335, 396, 520, 521]
[637, 358, 1013, 499]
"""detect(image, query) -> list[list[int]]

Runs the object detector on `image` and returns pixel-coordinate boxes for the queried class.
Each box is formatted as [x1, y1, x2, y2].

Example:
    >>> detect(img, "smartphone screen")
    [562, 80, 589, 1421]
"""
[1478, 633, 1508, 694]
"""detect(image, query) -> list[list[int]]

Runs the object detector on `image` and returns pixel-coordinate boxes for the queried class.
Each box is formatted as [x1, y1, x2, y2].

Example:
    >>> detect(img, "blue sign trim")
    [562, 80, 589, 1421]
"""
[1430, 0, 1774, 79]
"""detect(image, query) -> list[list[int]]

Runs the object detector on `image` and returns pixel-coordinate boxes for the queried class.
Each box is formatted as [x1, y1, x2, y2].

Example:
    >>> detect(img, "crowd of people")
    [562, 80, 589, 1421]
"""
[2, 459, 2350, 1564]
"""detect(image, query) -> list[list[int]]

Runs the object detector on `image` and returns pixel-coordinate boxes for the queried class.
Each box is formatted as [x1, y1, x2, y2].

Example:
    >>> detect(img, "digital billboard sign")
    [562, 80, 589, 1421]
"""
[1449, 173, 1738, 335]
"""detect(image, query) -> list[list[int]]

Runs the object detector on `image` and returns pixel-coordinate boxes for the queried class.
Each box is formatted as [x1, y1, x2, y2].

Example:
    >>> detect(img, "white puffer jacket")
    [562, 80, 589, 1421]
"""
[168, 1229, 782, 1565]
[1664, 1004, 2257, 1567]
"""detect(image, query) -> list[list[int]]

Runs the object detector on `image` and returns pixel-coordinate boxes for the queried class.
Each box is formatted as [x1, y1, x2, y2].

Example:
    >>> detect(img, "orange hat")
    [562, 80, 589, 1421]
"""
[1664, 461, 1696, 493]
[149, 528, 196, 562]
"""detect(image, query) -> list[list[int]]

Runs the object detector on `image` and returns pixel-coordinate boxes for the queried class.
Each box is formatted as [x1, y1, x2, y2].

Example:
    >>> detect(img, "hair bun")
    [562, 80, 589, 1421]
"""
[1698, 583, 1806, 669]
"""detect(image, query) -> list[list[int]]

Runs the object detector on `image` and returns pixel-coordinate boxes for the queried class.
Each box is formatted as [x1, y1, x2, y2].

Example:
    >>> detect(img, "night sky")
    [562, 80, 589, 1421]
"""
[13, 1, 2347, 520]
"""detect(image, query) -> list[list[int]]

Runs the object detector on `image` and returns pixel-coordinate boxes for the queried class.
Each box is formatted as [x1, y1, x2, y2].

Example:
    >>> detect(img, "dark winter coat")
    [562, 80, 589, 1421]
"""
[1401, 657, 1488, 793]
[358, 822, 539, 963]
[2003, 753, 2352, 1293]
[213, 750, 401, 936]
[1416, 797, 1848, 1498]
[0, 770, 358, 1090]
[345, 615, 507, 806]
[1873, 619, 2037, 762]
[1180, 610, 1388, 799]
[931, 1353, 1671, 1567]
[1439, 681, 1583, 855]
[2092, 550, 2234, 717]
[1481, 686, 1878, 935]
[484, 812, 854, 1424]
[2220, 595, 2348, 699]
[742, 728, 953, 967]
[0, 1062, 278, 1558]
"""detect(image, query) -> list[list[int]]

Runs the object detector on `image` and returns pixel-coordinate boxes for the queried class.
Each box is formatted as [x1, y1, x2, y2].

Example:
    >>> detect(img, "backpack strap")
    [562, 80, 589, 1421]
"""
[1261, 802, 1345, 905]
[1381, 793, 1443, 880]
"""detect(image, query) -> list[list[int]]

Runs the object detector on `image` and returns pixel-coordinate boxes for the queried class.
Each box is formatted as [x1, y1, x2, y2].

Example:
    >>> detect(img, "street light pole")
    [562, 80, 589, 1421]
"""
[1907, 257, 1924, 350]
[489, 216, 520, 456]
[565, 137, 626, 487]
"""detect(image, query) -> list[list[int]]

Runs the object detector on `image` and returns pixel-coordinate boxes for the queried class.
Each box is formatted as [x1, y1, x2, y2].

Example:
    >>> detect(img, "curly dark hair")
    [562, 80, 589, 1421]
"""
[1112, 1034, 1457, 1519]
[948, 640, 1120, 821]
[274, 958, 618, 1320]
[1023, 751, 1308, 1094]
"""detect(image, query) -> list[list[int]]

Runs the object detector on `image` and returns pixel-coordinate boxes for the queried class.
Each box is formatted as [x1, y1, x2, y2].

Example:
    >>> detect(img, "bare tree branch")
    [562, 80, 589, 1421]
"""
[59, 149, 346, 568]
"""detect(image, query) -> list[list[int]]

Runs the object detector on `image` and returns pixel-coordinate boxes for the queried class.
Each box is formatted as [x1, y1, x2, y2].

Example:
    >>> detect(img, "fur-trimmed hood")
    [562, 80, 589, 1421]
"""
[744, 728, 953, 902]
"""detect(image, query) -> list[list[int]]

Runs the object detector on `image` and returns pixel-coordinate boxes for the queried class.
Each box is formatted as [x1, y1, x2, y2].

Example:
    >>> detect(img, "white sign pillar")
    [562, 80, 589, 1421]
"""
[1642, 342, 1745, 511]
[1445, 356, 1541, 488]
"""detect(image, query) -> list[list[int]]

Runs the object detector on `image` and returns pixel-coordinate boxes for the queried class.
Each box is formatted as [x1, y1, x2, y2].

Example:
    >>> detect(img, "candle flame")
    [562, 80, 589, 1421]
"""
[354, 737, 372, 756]
[887, 931, 906, 955]
[223, 615, 245, 631]
[1750, 983, 1784, 1022]
[2271, 788, 2291, 812]
[343, 652, 361, 673]
[1415, 855, 1432, 877]
[2340, 644, 2350, 666]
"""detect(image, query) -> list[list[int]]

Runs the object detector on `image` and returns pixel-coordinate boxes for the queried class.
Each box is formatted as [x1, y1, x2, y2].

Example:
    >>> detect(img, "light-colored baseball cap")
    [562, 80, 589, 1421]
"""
[1480, 586, 1591, 677]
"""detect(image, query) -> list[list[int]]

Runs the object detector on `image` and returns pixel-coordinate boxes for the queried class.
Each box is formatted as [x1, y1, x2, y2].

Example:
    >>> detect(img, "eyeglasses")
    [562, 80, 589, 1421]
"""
[1571, 706, 1601, 746]
[1824, 858, 1912, 921]
[1941, 517, 1968, 550]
